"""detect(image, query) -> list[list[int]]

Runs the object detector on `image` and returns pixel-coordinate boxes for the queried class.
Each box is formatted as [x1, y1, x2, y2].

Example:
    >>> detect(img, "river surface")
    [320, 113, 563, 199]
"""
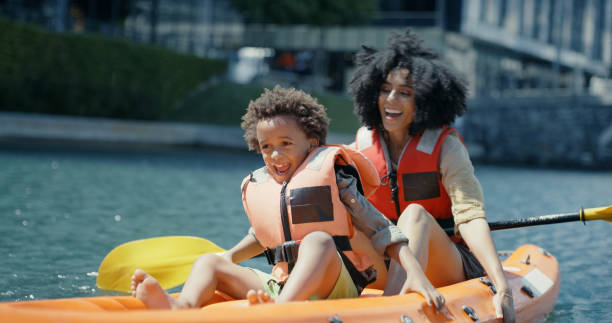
[1, 145, 611, 322]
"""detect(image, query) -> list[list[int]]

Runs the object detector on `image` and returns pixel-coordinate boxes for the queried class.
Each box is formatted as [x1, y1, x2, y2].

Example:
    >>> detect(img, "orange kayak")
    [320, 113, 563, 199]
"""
[0, 244, 559, 322]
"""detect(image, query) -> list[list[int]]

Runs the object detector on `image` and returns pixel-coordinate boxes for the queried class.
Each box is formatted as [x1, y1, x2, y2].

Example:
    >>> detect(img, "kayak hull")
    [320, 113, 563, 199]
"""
[0, 244, 560, 322]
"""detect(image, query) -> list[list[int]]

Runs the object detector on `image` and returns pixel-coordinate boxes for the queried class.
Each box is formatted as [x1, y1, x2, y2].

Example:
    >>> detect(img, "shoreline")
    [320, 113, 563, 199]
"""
[4, 111, 607, 170]
[0, 111, 355, 151]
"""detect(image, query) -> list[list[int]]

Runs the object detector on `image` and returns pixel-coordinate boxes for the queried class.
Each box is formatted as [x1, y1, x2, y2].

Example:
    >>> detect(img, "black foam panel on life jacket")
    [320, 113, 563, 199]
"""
[289, 185, 334, 224]
[402, 171, 440, 201]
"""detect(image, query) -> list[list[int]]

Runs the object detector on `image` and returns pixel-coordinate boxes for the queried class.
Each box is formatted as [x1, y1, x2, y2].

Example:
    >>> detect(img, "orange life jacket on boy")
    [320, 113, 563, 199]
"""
[241, 145, 379, 283]
[355, 126, 463, 241]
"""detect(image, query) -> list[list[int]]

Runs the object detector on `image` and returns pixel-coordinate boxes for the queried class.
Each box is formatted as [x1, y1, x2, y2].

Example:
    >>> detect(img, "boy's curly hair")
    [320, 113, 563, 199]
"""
[348, 29, 468, 136]
[241, 85, 329, 152]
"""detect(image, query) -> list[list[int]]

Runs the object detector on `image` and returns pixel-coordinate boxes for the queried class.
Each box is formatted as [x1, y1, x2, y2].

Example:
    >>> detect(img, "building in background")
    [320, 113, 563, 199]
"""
[230, 0, 612, 98]
[1, 0, 611, 98]
[460, 0, 611, 100]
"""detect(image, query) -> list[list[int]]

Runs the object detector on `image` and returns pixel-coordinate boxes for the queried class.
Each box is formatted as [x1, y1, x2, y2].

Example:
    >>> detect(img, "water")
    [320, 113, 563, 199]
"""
[1, 145, 611, 322]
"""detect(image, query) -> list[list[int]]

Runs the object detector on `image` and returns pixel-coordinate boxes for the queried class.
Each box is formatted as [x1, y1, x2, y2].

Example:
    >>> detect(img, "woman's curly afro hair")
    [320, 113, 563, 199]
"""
[348, 29, 468, 136]
[241, 85, 329, 152]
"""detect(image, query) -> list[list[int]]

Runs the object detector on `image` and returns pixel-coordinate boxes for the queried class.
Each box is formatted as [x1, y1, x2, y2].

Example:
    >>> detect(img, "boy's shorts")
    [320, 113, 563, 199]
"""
[249, 253, 358, 300]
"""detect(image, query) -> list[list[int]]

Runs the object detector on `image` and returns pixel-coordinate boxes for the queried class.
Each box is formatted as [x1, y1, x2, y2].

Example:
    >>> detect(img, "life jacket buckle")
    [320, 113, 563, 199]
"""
[380, 173, 390, 186]
[263, 248, 275, 265]
[281, 240, 300, 265]
[264, 241, 301, 266]
[362, 266, 378, 285]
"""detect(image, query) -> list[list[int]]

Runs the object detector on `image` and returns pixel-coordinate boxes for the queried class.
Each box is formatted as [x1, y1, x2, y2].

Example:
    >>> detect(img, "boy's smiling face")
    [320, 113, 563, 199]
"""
[256, 115, 318, 184]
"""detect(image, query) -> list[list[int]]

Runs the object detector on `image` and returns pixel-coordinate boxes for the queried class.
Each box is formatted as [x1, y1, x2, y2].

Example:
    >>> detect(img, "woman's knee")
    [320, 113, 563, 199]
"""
[397, 203, 433, 228]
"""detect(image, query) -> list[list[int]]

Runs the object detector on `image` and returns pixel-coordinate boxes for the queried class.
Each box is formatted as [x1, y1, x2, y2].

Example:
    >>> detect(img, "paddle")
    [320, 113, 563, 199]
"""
[96, 236, 225, 293]
[444, 205, 612, 234]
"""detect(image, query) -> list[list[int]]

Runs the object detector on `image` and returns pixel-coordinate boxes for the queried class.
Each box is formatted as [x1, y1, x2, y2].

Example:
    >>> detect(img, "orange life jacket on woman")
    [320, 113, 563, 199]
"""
[241, 145, 380, 284]
[355, 126, 463, 239]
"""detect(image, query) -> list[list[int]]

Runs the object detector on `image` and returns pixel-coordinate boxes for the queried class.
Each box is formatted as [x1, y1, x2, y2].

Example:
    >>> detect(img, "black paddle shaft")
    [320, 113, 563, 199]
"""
[444, 212, 582, 234]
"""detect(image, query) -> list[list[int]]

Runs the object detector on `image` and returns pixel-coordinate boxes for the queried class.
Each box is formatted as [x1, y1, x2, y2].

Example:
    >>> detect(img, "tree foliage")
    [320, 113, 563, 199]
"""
[0, 19, 226, 120]
[229, 0, 377, 26]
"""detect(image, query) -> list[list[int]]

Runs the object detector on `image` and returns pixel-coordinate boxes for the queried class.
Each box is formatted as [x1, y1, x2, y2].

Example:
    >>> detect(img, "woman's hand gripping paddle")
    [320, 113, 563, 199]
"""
[96, 236, 225, 293]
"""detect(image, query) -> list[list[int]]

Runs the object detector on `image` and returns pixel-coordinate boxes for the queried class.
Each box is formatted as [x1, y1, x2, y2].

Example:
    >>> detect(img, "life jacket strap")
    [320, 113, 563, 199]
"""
[338, 251, 377, 295]
[264, 240, 300, 266]
[263, 236, 352, 266]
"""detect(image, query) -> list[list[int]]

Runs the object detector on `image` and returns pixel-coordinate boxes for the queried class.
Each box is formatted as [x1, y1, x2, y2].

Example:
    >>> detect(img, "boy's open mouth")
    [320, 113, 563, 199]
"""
[273, 164, 291, 176]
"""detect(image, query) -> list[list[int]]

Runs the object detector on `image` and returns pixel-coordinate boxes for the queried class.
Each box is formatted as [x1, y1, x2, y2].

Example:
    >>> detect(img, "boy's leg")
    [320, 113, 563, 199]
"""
[177, 254, 265, 307]
[384, 204, 464, 295]
[275, 231, 342, 303]
[133, 254, 264, 309]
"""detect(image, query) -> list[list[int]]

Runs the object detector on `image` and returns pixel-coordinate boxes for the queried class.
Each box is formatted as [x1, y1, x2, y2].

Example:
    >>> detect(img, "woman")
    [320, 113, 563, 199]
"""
[348, 29, 515, 322]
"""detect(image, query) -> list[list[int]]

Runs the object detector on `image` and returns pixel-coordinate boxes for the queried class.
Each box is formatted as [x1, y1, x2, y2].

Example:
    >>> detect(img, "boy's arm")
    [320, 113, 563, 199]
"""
[335, 167, 407, 255]
[223, 231, 265, 264]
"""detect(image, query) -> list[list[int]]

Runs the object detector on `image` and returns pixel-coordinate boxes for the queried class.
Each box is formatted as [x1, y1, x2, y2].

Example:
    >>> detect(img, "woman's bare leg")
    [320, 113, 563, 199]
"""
[384, 204, 464, 295]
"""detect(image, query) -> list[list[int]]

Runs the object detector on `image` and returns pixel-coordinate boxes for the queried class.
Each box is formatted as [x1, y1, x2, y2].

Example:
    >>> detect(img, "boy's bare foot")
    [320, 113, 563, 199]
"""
[131, 269, 148, 297]
[247, 289, 274, 305]
[131, 269, 175, 309]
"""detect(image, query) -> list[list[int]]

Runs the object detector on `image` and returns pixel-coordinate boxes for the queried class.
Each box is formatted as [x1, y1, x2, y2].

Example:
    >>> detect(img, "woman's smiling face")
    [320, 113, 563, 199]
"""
[256, 115, 318, 184]
[378, 68, 416, 137]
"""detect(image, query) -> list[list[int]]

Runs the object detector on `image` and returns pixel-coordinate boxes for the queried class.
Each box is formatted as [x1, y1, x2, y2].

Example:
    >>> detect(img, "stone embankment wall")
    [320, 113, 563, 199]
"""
[0, 112, 353, 150]
[461, 96, 612, 168]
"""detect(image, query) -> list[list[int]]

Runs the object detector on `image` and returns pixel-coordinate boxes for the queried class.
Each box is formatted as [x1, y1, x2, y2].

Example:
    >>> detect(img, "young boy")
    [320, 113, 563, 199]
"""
[131, 86, 444, 310]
